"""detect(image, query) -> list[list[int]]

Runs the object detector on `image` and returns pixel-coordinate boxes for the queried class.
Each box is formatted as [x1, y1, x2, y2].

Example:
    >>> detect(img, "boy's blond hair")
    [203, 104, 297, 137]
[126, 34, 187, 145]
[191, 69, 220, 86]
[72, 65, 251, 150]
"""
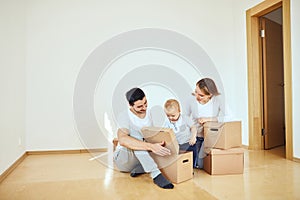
[164, 99, 181, 112]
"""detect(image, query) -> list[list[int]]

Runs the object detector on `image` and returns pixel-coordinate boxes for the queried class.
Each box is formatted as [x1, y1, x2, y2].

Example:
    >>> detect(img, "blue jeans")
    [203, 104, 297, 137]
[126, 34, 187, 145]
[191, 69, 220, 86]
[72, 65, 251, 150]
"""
[179, 142, 198, 168]
[195, 137, 204, 168]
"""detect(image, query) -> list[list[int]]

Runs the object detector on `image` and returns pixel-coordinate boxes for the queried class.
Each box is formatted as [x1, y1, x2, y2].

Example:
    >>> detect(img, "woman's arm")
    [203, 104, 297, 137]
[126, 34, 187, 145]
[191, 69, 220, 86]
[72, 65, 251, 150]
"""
[189, 125, 197, 145]
[197, 117, 218, 125]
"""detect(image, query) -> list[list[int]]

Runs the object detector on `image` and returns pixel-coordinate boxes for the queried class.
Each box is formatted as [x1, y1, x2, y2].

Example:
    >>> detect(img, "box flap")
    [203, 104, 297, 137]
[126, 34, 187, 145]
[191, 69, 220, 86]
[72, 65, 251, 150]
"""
[204, 121, 224, 129]
[141, 127, 179, 155]
[210, 148, 244, 155]
[141, 127, 180, 168]
[204, 121, 241, 129]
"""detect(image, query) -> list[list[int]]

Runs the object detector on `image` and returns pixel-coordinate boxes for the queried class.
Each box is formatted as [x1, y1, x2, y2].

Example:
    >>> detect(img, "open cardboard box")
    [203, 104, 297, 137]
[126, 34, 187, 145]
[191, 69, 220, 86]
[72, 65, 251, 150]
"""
[141, 127, 193, 184]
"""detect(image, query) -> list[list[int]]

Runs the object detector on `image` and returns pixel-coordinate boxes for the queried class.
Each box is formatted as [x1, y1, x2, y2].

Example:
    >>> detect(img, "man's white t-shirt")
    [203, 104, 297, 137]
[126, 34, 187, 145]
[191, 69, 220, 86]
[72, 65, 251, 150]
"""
[117, 109, 153, 141]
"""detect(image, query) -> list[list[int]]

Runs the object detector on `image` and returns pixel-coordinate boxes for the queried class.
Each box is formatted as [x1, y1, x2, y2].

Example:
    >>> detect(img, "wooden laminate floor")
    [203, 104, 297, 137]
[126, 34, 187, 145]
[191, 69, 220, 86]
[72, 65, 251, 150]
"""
[0, 146, 299, 200]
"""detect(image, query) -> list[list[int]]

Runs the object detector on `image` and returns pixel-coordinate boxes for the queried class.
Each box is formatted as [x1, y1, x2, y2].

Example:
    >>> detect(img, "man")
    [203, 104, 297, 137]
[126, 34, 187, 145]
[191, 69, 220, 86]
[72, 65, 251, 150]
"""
[113, 87, 174, 189]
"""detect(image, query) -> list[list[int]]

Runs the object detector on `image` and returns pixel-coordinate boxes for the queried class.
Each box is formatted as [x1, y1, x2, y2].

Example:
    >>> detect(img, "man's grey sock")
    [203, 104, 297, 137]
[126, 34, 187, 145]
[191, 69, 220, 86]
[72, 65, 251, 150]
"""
[153, 173, 174, 189]
[130, 165, 145, 177]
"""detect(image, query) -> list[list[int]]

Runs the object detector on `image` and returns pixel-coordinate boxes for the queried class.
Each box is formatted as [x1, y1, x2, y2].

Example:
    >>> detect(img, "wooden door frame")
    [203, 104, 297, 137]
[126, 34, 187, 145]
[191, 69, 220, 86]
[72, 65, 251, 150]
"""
[246, 0, 293, 160]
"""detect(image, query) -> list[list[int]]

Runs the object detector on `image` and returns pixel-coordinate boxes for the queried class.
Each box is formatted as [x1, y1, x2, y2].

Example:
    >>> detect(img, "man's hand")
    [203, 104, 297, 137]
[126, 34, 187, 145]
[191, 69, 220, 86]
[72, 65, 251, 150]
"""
[149, 141, 171, 156]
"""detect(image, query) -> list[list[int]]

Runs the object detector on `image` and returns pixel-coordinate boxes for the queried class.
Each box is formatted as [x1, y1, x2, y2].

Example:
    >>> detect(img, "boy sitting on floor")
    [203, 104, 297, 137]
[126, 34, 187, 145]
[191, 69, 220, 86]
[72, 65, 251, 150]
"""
[163, 99, 198, 168]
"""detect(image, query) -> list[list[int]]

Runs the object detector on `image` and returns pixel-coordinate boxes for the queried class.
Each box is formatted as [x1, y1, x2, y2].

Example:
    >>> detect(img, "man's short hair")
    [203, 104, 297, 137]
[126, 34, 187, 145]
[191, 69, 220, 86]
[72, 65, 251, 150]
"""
[126, 87, 145, 106]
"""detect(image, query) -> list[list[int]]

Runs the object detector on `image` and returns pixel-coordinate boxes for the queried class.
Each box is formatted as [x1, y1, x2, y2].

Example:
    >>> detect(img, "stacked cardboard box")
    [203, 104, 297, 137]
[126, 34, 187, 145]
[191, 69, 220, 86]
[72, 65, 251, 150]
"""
[141, 127, 193, 184]
[203, 121, 244, 175]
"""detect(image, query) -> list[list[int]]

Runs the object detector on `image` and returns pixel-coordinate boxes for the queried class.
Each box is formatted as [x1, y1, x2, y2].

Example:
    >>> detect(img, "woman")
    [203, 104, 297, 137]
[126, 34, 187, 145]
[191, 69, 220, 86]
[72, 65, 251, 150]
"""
[184, 78, 224, 168]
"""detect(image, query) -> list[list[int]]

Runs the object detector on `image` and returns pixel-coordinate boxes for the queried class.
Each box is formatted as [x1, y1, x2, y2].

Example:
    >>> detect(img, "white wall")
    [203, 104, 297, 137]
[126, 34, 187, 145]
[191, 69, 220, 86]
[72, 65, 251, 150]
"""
[26, 0, 245, 150]
[0, 1, 26, 174]
[291, 0, 300, 158]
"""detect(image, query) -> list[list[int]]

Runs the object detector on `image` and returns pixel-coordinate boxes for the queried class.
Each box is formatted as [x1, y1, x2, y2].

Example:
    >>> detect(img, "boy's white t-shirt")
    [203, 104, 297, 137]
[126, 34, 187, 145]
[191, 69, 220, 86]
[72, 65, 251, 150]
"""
[163, 114, 193, 145]
[117, 109, 153, 141]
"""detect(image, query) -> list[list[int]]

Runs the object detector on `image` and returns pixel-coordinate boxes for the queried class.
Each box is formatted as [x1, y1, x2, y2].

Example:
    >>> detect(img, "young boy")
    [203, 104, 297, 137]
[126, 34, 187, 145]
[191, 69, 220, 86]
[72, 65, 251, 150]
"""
[163, 99, 198, 168]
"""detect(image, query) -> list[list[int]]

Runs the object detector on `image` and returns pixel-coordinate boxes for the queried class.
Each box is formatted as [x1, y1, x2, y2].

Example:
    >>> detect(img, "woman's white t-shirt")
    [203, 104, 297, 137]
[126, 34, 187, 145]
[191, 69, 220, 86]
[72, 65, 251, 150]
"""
[183, 95, 224, 137]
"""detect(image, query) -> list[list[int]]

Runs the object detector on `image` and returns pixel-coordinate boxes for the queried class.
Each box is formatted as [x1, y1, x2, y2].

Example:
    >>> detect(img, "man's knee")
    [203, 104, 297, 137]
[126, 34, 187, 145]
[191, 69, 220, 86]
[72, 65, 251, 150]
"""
[113, 147, 138, 172]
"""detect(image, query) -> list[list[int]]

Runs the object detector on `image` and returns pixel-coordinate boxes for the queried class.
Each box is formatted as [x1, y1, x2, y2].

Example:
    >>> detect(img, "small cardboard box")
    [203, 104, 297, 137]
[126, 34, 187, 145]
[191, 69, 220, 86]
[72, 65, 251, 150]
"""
[160, 151, 193, 184]
[204, 121, 242, 150]
[141, 127, 193, 184]
[203, 148, 244, 175]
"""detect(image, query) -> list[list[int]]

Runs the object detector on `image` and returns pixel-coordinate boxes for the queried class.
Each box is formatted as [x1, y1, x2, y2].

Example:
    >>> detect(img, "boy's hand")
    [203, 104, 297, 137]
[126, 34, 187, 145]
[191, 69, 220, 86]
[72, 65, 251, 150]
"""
[189, 137, 197, 145]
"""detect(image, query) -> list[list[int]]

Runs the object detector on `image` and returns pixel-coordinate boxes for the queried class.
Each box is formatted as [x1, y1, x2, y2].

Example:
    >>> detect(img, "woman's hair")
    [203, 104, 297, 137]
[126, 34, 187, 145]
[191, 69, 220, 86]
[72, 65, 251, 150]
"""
[125, 87, 145, 106]
[196, 78, 220, 96]
[164, 99, 181, 112]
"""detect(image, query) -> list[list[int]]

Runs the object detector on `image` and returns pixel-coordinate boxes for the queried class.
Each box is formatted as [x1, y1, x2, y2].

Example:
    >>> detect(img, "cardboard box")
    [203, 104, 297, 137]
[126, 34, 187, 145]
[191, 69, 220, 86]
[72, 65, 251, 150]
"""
[160, 151, 193, 184]
[141, 127, 193, 184]
[204, 121, 242, 150]
[203, 148, 244, 175]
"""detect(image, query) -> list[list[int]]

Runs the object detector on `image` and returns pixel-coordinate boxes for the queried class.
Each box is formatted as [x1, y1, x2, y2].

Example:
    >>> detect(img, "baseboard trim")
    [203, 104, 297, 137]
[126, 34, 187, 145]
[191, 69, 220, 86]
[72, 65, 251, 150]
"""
[293, 157, 300, 163]
[0, 152, 27, 183]
[27, 148, 107, 155]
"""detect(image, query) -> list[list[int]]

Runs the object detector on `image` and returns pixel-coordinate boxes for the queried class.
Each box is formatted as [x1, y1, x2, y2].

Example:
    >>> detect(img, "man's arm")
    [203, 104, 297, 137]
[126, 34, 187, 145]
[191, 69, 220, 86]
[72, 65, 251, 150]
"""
[117, 128, 171, 156]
